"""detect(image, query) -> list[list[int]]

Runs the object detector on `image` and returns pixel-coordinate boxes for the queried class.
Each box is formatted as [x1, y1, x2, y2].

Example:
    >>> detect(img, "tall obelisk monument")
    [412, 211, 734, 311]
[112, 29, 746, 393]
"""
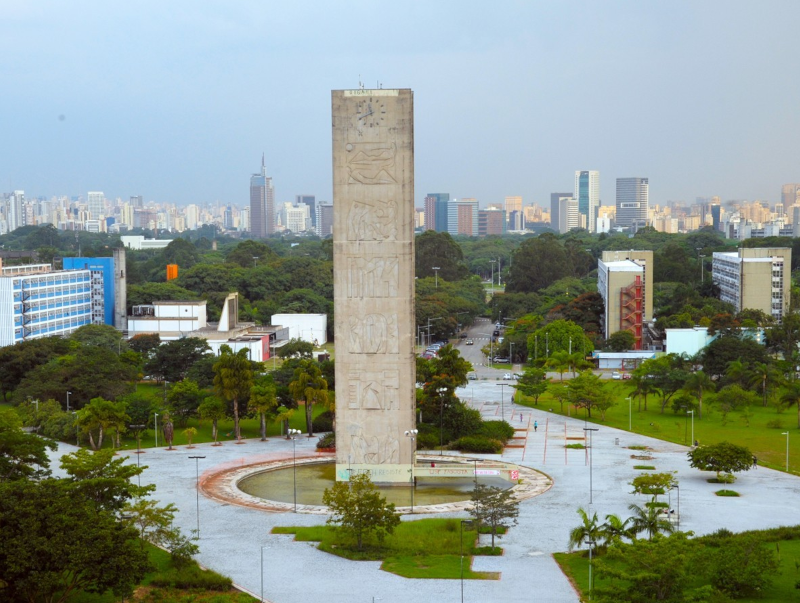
[332, 88, 415, 483]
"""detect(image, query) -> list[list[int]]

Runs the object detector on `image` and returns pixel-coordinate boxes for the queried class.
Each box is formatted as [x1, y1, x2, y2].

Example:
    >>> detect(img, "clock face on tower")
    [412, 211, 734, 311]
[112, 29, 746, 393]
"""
[356, 98, 387, 127]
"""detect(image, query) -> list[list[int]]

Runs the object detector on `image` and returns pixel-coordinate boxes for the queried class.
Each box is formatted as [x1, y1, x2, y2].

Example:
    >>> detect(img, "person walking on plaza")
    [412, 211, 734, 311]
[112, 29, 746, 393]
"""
[534, 420, 538, 432]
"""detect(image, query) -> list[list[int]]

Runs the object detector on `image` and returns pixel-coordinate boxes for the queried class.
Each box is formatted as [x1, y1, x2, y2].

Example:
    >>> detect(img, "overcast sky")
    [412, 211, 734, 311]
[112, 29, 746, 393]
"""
[2, 1, 799, 209]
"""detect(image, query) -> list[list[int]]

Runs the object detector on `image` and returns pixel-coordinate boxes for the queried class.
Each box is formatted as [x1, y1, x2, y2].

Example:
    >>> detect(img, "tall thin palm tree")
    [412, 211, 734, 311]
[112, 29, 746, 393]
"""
[780, 380, 800, 429]
[627, 503, 675, 540]
[748, 362, 781, 407]
[568, 507, 602, 552]
[289, 359, 329, 436]
[546, 350, 571, 382]
[725, 360, 747, 387]
[213, 345, 254, 442]
[600, 513, 635, 547]
[682, 370, 715, 419]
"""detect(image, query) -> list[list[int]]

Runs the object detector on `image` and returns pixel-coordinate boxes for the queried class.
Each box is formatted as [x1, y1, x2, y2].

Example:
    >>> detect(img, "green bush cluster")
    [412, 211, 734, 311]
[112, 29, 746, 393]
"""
[316, 432, 335, 449]
[478, 420, 514, 443]
[312, 410, 334, 433]
[451, 436, 503, 453]
[150, 566, 233, 590]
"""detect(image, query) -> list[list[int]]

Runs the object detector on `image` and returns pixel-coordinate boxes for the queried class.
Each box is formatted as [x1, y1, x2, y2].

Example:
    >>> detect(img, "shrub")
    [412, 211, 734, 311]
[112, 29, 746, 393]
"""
[312, 410, 334, 433]
[473, 546, 503, 556]
[565, 443, 586, 449]
[628, 445, 649, 451]
[478, 420, 515, 443]
[316, 432, 335, 449]
[766, 418, 784, 429]
[445, 400, 483, 439]
[452, 436, 503, 453]
[150, 566, 233, 590]
[417, 433, 439, 449]
[715, 490, 740, 497]
[633, 465, 656, 470]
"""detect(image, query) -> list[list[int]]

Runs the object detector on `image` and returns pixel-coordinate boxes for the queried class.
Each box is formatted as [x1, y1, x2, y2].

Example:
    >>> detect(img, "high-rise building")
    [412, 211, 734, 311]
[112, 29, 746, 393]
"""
[711, 203, 722, 231]
[315, 202, 333, 237]
[712, 248, 791, 322]
[63, 257, 116, 326]
[504, 196, 522, 229]
[296, 195, 316, 227]
[447, 198, 479, 236]
[597, 258, 645, 349]
[575, 171, 600, 232]
[424, 193, 449, 232]
[250, 154, 274, 238]
[615, 178, 649, 228]
[7, 191, 24, 233]
[87, 191, 105, 220]
[478, 208, 506, 235]
[185, 204, 200, 230]
[601, 250, 654, 323]
[781, 184, 800, 208]
[550, 192, 572, 232]
[280, 202, 311, 233]
[130, 195, 143, 209]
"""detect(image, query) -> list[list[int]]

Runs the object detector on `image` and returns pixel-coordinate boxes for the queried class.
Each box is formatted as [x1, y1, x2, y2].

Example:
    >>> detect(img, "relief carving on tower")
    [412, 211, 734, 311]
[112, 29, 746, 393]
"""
[347, 256, 399, 298]
[348, 313, 398, 354]
[347, 370, 399, 411]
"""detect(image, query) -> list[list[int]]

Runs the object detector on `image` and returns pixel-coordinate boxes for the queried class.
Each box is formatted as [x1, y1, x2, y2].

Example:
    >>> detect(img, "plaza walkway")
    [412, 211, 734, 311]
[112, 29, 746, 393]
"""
[51, 380, 800, 603]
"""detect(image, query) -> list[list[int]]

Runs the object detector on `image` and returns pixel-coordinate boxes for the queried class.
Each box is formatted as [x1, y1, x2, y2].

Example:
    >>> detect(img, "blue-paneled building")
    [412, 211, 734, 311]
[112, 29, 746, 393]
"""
[63, 257, 115, 326]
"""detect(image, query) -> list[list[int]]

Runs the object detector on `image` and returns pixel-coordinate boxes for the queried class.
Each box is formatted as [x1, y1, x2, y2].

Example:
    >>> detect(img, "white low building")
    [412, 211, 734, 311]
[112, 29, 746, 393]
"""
[270, 313, 327, 345]
[120, 235, 172, 251]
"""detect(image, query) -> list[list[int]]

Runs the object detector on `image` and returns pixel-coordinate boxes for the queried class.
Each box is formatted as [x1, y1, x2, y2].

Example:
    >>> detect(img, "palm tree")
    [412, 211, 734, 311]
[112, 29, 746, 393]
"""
[682, 370, 715, 419]
[600, 513, 635, 547]
[546, 350, 571, 382]
[289, 359, 329, 436]
[627, 503, 674, 540]
[748, 362, 781, 407]
[76, 397, 128, 450]
[198, 397, 227, 445]
[780, 380, 800, 429]
[213, 345, 254, 442]
[249, 377, 278, 441]
[630, 373, 660, 411]
[568, 507, 602, 552]
[725, 360, 747, 387]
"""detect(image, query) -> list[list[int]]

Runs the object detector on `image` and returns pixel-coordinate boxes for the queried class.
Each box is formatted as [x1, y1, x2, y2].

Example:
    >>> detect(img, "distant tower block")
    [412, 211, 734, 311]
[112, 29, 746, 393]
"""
[332, 88, 416, 484]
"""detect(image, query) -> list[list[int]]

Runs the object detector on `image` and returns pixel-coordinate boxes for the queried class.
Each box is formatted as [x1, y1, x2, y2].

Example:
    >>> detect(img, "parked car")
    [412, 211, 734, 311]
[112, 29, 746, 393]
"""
[459, 332, 468, 339]
[502, 373, 513, 380]
[468, 372, 477, 380]
[493, 357, 510, 363]
[611, 371, 621, 380]
[465, 339, 474, 345]
[622, 373, 632, 380]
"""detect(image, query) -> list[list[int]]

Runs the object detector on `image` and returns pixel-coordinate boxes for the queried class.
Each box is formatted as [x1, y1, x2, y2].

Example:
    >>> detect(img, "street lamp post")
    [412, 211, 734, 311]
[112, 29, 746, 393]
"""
[66, 390, 72, 412]
[432, 266, 440, 288]
[782, 432, 790, 471]
[460, 519, 474, 603]
[670, 484, 680, 530]
[404, 429, 418, 512]
[586, 539, 597, 599]
[490, 259, 497, 295]
[253, 256, 259, 268]
[437, 388, 448, 449]
[627, 395, 632, 431]
[260, 545, 270, 603]
[687, 410, 694, 446]
[427, 316, 442, 348]
[72, 411, 78, 445]
[496, 382, 509, 422]
[154, 413, 159, 448]
[584, 428, 599, 505]
[288, 429, 301, 511]
[188, 455, 205, 539]
[509, 342, 515, 367]
[130, 424, 146, 487]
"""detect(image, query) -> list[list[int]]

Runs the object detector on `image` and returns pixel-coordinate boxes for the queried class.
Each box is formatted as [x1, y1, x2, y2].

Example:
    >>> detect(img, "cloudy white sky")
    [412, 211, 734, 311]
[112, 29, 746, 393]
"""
[2, 1, 799, 208]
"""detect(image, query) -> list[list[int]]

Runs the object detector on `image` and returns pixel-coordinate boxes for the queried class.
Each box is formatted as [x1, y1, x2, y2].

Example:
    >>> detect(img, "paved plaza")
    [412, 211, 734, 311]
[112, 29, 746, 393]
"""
[50, 380, 800, 603]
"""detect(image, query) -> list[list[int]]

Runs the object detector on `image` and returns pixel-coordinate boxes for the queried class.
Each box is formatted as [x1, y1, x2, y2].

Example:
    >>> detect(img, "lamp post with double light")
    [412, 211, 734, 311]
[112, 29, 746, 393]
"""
[687, 410, 694, 446]
[129, 424, 146, 487]
[188, 455, 205, 539]
[584, 427, 599, 505]
[404, 429, 418, 512]
[432, 266, 440, 288]
[288, 429, 301, 511]
[437, 387, 447, 449]
[460, 519, 474, 603]
[496, 382, 510, 422]
[782, 432, 790, 471]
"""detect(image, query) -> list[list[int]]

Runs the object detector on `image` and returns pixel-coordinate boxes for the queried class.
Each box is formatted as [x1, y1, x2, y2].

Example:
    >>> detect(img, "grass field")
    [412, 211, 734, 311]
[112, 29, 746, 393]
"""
[555, 538, 800, 603]
[273, 518, 499, 580]
[515, 379, 800, 475]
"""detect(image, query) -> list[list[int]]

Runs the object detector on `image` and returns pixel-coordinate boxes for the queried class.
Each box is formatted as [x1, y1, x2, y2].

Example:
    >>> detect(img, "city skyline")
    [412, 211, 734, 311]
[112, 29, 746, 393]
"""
[2, 2, 800, 207]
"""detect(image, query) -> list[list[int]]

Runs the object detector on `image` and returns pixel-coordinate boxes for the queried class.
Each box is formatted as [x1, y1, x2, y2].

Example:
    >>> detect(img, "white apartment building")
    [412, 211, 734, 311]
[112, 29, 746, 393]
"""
[712, 248, 791, 322]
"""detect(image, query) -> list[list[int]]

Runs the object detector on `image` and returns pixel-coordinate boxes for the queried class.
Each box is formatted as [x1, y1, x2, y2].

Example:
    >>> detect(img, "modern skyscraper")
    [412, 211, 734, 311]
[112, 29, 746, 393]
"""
[550, 192, 571, 233]
[478, 208, 506, 235]
[296, 195, 316, 227]
[504, 196, 522, 229]
[7, 191, 24, 233]
[87, 191, 105, 220]
[615, 178, 649, 228]
[129, 195, 143, 209]
[781, 184, 800, 208]
[424, 193, 449, 232]
[315, 202, 333, 237]
[250, 154, 274, 238]
[574, 171, 600, 232]
[447, 198, 479, 236]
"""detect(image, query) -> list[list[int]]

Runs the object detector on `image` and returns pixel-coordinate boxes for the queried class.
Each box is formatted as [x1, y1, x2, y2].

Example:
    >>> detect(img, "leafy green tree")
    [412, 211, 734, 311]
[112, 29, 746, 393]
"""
[69, 324, 126, 352]
[708, 533, 780, 598]
[75, 397, 129, 450]
[60, 448, 153, 511]
[635, 355, 690, 414]
[145, 337, 211, 383]
[289, 359, 329, 436]
[568, 507, 602, 552]
[567, 371, 616, 419]
[128, 333, 162, 360]
[122, 497, 179, 549]
[198, 396, 227, 444]
[766, 311, 800, 364]
[594, 533, 702, 602]
[213, 345, 254, 441]
[226, 239, 276, 268]
[548, 382, 570, 412]
[127, 282, 199, 308]
[531, 319, 594, 360]
[505, 233, 571, 293]
[605, 330, 636, 352]
[626, 503, 675, 540]
[681, 370, 714, 419]
[545, 350, 571, 381]
[0, 336, 74, 401]
[468, 484, 520, 548]
[714, 385, 760, 420]
[119, 390, 160, 429]
[687, 441, 753, 482]
[163, 237, 200, 269]
[0, 478, 151, 603]
[414, 230, 470, 281]
[322, 472, 401, 551]
[747, 362, 781, 407]
[277, 337, 314, 359]
[249, 375, 279, 440]
[514, 367, 548, 404]
[0, 408, 54, 482]
[166, 379, 205, 427]
[701, 335, 769, 380]
[630, 473, 676, 504]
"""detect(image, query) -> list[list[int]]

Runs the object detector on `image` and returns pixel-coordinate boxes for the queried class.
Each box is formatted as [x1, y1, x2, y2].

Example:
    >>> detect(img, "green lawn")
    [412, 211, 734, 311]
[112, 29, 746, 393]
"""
[273, 518, 499, 580]
[555, 539, 800, 603]
[516, 380, 800, 475]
